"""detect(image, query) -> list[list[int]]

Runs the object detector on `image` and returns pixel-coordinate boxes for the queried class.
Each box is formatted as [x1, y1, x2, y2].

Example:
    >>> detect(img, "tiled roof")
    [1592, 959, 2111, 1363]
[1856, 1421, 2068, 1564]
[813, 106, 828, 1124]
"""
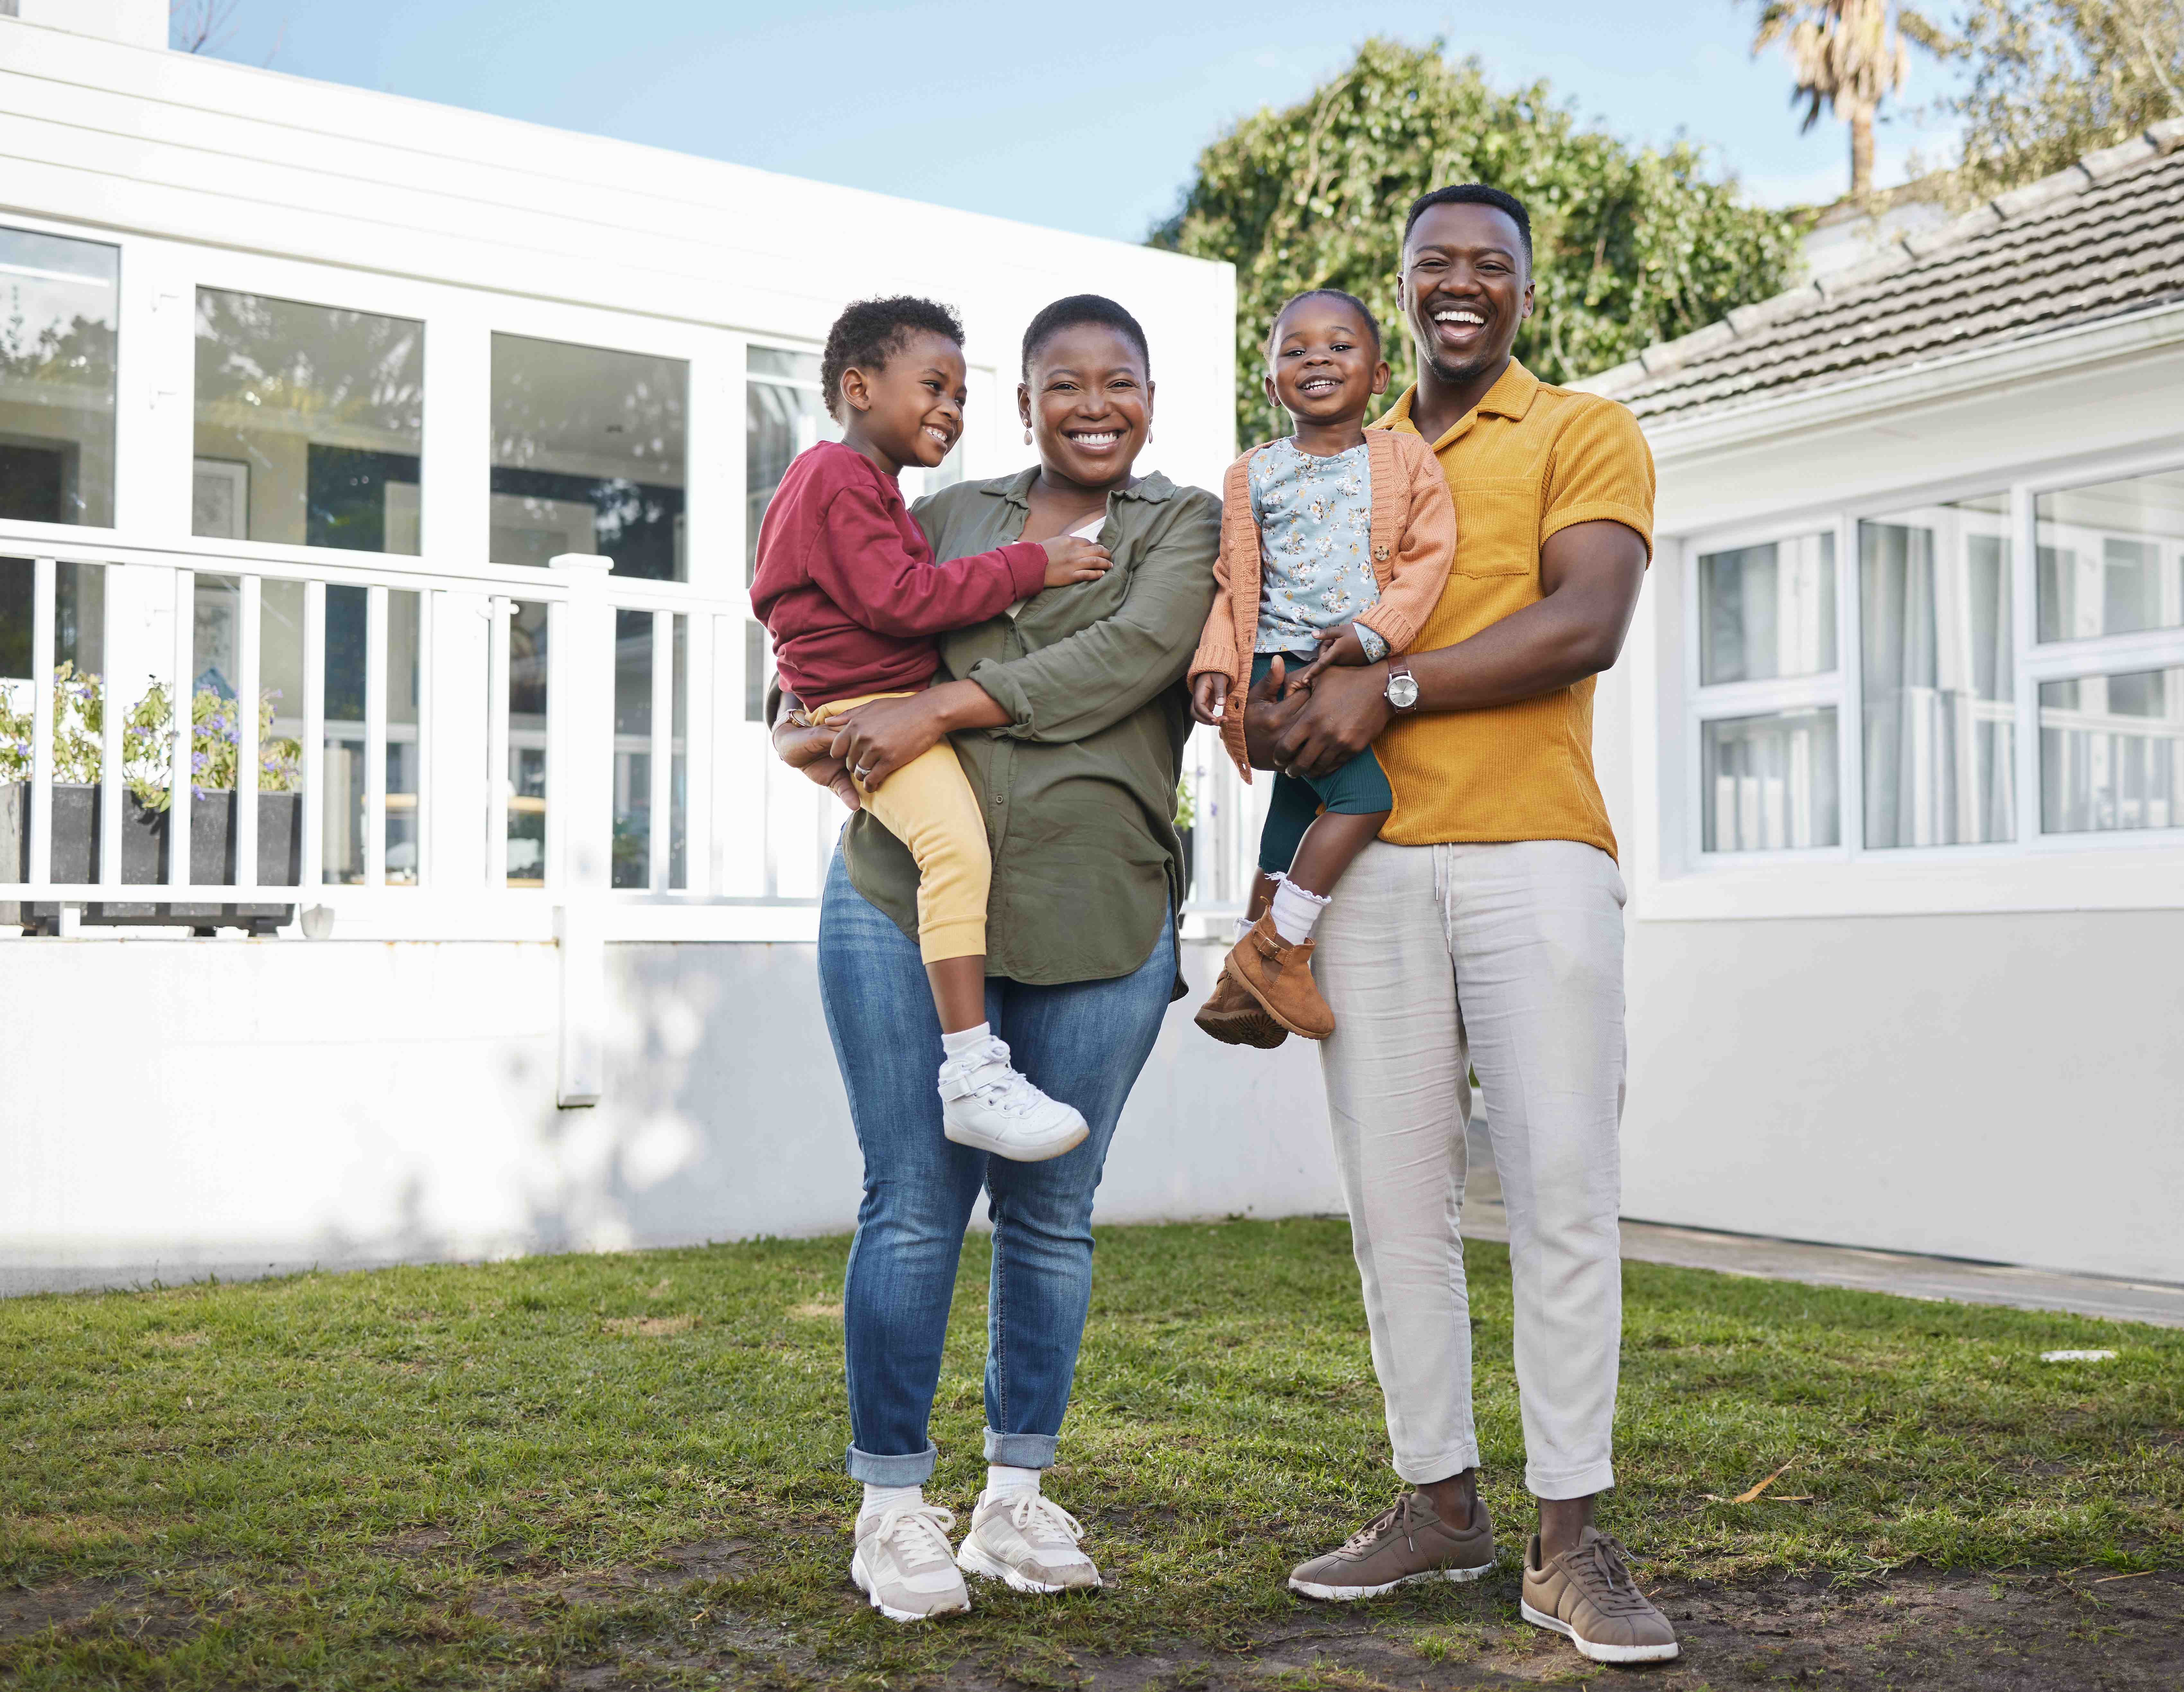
[1580, 118, 2184, 422]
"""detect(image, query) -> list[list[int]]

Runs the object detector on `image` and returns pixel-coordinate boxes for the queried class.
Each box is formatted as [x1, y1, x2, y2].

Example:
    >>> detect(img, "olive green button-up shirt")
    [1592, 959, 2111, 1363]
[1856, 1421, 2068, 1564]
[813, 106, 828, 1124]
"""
[838, 465, 1220, 997]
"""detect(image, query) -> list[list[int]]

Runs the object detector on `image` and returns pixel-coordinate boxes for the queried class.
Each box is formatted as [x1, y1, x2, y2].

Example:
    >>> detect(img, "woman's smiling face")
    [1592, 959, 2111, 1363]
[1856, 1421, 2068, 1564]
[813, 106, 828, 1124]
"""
[1021, 324, 1152, 489]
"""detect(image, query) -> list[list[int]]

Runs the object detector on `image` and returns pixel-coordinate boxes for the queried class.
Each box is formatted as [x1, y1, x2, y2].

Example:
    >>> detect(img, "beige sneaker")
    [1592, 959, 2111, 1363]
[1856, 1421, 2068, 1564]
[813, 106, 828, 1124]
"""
[1287, 1491, 1495, 1599]
[955, 1489, 1099, 1593]
[850, 1502, 971, 1622]
[1521, 1527, 1680, 1662]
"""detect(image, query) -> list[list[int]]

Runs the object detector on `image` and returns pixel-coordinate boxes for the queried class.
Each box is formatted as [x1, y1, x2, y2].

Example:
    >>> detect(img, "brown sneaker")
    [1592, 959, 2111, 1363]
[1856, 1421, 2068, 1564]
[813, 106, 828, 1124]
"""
[1521, 1527, 1680, 1663]
[1225, 915, 1335, 1040]
[1193, 964, 1289, 1048]
[1287, 1492, 1495, 1600]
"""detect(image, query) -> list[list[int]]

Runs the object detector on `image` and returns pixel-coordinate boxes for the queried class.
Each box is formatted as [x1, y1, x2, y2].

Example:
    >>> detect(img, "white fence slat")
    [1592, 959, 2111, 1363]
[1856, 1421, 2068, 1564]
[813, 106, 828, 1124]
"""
[415, 590, 433, 887]
[27, 557, 55, 889]
[234, 574, 261, 896]
[649, 610, 672, 892]
[487, 595, 511, 888]
[99, 562, 123, 890]
[301, 579, 325, 894]
[684, 612, 713, 897]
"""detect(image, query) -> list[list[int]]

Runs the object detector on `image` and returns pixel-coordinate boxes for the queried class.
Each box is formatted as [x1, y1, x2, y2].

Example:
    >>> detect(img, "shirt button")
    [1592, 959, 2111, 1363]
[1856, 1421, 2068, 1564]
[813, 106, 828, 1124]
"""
[992, 792, 1005, 807]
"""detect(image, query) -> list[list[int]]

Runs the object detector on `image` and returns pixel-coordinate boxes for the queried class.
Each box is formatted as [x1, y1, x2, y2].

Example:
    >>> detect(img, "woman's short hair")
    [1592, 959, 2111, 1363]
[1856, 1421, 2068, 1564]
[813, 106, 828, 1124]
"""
[1401, 184, 1533, 266]
[1269, 288, 1382, 359]
[1021, 294, 1151, 378]
[820, 295, 964, 421]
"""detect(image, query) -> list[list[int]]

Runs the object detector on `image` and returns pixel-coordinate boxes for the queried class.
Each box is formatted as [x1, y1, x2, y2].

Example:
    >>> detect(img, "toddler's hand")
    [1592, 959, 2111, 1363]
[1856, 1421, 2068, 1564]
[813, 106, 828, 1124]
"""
[1294, 624, 1371, 689]
[1039, 533, 1113, 589]
[1189, 671, 1229, 727]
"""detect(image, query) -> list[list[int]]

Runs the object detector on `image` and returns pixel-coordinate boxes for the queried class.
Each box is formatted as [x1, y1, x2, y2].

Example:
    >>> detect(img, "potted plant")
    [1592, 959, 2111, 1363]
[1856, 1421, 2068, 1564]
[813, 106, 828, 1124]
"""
[0, 664, 305, 933]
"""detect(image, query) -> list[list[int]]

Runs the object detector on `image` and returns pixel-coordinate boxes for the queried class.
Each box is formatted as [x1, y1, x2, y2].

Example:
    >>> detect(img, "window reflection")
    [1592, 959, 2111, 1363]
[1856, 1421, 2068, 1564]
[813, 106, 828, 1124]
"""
[0, 226, 118, 527]
[613, 608, 651, 890]
[385, 590, 420, 884]
[2041, 666, 2184, 834]
[2036, 469, 2184, 642]
[1860, 495, 2015, 847]
[1702, 709, 1840, 852]
[507, 600, 548, 886]
[1698, 533, 1836, 685]
[194, 290, 424, 554]
[490, 335, 687, 579]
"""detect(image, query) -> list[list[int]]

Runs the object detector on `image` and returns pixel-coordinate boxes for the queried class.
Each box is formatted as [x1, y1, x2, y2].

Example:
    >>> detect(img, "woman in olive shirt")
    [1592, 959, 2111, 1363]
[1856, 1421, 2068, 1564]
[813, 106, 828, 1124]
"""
[772, 295, 1219, 1621]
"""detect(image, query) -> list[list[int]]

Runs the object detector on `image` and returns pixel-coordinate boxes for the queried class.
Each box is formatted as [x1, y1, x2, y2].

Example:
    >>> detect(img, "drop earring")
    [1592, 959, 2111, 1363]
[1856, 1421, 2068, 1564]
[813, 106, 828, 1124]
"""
[1023, 426, 1032, 445]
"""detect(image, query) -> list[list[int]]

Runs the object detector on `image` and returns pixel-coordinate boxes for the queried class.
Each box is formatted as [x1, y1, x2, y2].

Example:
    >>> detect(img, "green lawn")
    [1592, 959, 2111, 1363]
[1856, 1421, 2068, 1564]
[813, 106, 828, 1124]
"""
[1, 1218, 2178, 1689]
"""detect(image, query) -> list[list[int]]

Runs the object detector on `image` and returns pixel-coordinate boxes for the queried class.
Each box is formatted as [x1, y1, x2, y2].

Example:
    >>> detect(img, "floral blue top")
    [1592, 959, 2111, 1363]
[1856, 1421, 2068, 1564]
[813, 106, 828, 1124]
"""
[1248, 436, 1387, 659]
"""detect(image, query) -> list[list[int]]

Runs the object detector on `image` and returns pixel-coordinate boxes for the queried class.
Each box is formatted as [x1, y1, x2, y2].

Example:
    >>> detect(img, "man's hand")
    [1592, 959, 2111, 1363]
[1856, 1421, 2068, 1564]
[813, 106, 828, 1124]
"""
[1241, 655, 1314, 772]
[1271, 662, 1391, 779]
[772, 706, 862, 812]
[1189, 670, 1229, 727]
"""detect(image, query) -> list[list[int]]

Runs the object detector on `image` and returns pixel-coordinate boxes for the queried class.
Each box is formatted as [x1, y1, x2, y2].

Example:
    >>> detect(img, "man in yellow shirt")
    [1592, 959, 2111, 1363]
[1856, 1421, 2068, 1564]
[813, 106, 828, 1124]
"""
[1250, 186, 1677, 1666]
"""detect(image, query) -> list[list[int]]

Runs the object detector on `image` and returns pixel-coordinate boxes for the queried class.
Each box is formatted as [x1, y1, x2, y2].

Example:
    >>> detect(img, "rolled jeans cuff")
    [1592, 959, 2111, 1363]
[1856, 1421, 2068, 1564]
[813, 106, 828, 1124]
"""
[983, 1428, 1058, 1469]
[846, 1441, 938, 1485]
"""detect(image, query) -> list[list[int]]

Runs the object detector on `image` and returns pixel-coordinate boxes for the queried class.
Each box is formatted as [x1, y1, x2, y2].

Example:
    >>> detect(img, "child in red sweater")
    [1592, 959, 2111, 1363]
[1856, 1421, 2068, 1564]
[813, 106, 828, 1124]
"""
[752, 297, 1110, 1162]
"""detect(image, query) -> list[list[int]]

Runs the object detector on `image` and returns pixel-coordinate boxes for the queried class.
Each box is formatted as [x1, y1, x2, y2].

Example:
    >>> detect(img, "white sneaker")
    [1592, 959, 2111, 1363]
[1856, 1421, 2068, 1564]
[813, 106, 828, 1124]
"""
[850, 1502, 972, 1623]
[955, 1489, 1100, 1593]
[937, 1038, 1088, 1162]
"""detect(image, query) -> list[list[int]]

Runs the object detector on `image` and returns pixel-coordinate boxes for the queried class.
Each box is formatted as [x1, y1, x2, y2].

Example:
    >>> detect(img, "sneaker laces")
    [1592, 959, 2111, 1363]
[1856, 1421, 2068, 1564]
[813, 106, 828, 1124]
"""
[1338, 1494, 1413, 1557]
[945, 1042, 1048, 1120]
[1563, 1533, 1656, 1617]
[868, 1503, 958, 1574]
[999, 1491, 1086, 1553]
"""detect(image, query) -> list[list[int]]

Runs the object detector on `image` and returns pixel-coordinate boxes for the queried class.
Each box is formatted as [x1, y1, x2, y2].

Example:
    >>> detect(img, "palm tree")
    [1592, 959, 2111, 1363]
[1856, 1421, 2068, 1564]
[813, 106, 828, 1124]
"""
[1750, 0, 1916, 198]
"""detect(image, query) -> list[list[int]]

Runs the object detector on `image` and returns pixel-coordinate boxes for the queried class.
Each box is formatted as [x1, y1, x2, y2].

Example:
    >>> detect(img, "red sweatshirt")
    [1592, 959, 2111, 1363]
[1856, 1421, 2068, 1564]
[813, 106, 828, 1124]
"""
[751, 441, 1048, 708]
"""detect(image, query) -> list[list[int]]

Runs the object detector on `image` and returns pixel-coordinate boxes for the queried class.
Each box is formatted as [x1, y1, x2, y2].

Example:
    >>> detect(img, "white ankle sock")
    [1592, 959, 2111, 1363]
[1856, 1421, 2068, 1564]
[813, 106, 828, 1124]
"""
[861, 1482, 922, 1520]
[1236, 914, 1259, 943]
[984, 1464, 1040, 1503]
[940, 1022, 990, 1058]
[1270, 877, 1332, 945]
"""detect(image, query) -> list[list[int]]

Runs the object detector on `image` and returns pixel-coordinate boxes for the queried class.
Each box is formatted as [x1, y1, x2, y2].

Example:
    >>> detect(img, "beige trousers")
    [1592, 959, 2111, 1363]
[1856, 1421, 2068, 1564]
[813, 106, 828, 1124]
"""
[1313, 838, 1627, 1500]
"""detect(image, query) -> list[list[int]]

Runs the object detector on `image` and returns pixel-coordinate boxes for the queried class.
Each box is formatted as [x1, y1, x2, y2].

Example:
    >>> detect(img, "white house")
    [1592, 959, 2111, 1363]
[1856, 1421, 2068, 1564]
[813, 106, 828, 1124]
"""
[0, 5, 1344, 1293]
[1581, 120, 2184, 1285]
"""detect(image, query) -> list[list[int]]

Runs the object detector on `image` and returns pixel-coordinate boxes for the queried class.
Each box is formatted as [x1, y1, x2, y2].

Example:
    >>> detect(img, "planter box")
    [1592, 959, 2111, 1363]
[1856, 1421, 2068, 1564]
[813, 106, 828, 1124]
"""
[0, 783, 300, 935]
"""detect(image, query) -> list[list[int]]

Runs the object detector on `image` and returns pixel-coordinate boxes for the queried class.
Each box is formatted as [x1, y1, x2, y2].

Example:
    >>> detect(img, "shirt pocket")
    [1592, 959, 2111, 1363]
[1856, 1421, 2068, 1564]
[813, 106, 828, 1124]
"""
[1451, 475, 1540, 578]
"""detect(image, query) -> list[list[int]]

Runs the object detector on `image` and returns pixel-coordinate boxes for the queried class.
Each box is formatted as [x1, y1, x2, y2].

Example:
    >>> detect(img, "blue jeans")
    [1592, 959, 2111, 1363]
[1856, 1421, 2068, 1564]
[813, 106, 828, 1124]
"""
[816, 850, 1175, 1484]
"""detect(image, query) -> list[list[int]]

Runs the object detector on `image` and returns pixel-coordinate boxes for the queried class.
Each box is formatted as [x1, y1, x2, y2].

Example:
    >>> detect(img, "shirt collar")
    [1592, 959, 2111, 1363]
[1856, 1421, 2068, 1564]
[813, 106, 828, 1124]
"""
[1373, 358, 1540, 445]
[981, 466, 1177, 511]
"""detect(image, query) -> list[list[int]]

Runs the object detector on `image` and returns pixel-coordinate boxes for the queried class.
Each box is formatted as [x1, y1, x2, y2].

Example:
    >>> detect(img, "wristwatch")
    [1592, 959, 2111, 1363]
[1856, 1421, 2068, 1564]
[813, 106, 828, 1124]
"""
[1384, 659, 1420, 713]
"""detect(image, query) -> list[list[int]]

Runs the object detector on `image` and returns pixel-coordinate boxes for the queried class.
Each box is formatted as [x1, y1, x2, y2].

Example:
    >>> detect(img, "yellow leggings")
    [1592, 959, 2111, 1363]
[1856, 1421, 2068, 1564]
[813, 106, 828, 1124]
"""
[809, 692, 990, 965]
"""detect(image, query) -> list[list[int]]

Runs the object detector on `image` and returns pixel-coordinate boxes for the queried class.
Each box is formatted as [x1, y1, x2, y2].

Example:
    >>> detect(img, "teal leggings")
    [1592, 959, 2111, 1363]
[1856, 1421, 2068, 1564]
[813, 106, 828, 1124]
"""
[1251, 651, 1394, 874]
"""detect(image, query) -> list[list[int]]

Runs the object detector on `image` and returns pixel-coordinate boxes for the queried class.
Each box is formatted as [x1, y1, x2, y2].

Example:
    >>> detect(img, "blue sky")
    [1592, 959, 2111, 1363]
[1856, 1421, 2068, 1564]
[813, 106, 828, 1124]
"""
[194, 0, 1964, 242]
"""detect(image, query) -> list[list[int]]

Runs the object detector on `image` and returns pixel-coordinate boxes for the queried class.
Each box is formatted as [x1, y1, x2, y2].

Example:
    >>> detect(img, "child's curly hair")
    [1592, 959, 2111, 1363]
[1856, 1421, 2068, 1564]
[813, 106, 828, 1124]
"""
[820, 296, 965, 421]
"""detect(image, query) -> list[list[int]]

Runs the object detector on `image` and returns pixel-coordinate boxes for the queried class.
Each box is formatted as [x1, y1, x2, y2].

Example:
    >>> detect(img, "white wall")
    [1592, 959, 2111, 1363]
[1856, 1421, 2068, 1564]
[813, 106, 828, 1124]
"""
[0, 935, 1336, 1294]
[1609, 327, 2184, 1284]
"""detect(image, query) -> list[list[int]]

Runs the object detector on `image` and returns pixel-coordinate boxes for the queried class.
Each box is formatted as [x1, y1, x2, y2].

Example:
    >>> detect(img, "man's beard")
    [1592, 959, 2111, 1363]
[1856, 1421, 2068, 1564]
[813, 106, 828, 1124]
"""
[1421, 342, 1503, 386]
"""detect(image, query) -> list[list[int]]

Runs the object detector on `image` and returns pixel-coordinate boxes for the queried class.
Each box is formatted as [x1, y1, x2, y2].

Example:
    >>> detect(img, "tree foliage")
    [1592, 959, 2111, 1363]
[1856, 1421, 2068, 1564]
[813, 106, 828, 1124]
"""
[1902, 1, 2184, 197]
[1148, 40, 1804, 446]
[1749, 1, 1919, 196]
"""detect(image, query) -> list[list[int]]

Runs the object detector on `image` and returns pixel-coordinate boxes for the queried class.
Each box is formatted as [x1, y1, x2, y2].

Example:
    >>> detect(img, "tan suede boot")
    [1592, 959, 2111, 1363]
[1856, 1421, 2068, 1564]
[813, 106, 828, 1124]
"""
[1224, 914, 1335, 1040]
[1193, 967, 1289, 1048]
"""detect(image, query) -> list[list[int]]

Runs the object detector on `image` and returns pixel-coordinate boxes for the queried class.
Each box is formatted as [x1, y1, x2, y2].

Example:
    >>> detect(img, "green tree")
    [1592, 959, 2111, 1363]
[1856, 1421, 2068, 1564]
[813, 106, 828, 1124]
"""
[1749, 1, 1921, 198]
[1901, 1, 2183, 197]
[1148, 39, 1803, 446]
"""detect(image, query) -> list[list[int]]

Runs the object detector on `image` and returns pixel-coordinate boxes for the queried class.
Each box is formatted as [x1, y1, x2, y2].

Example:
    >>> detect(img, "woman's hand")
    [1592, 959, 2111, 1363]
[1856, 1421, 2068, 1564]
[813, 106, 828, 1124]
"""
[1040, 534, 1113, 589]
[1271, 662, 1393, 779]
[827, 692, 953, 793]
[773, 707, 862, 812]
[1189, 670, 1229, 727]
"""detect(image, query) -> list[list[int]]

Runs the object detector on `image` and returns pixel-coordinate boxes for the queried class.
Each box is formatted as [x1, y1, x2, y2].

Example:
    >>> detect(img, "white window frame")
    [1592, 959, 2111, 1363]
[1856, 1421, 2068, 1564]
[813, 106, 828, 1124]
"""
[1644, 440, 2184, 921]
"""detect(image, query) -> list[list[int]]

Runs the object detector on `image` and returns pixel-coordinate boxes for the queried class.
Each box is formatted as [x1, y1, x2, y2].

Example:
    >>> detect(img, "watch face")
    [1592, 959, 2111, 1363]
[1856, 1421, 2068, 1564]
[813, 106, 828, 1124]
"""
[1387, 673, 1420, 709]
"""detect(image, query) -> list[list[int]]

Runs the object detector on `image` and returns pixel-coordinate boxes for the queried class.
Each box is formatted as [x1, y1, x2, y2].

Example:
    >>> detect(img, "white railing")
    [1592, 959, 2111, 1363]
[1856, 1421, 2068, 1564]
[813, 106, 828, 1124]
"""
[1, 533, 1266, 943]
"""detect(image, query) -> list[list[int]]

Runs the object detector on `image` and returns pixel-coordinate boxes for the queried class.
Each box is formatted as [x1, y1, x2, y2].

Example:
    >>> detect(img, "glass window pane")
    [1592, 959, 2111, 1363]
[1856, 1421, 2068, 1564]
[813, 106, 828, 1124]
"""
[507, 600, 548, 887]
[612, 607, 650, 889]
[1697, 533, 1836, 684]
[194, 290, 423, 554]
[1702, 708, 1840, 852]
[0, 226, 117, 527]
[1859, 497, 2015, 847]
[385, 589, 420, 885]
[259, 578, 304, 887]
[747, 346, 821, 383]
[747, 359, 840, 585]
[323, 584, 367, 883]
[2040, 666, 2184, 834]
[490, 334, 687, 580]
[2036, 468, 2184, 642]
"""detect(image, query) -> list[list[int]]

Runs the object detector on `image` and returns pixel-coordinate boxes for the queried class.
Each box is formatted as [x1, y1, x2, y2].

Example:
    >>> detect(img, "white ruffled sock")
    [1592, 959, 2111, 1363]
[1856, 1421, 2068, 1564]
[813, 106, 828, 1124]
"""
[1270, 877, 1332, 946]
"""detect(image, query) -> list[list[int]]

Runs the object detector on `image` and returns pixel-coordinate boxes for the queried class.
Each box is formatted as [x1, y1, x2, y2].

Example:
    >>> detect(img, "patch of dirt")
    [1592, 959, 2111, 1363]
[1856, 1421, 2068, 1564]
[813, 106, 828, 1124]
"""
[0, 1575, 205, 1647]
[599, 1315, 697, 1337]
[786, 1302, 844, 1321]
[536, 1565, 2184, 1691]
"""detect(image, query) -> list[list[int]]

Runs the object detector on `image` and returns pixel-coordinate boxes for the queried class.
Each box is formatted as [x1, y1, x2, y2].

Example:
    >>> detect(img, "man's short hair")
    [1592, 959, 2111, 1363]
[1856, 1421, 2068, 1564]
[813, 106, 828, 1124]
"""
[820, 295, 964, 421]
[1401, 185, 1533, 266]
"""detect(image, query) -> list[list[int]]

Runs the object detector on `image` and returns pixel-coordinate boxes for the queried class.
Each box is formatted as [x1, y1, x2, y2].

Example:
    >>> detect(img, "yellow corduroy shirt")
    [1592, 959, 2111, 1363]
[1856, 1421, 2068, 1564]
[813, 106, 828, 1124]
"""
[1368, 359, 1654, 860]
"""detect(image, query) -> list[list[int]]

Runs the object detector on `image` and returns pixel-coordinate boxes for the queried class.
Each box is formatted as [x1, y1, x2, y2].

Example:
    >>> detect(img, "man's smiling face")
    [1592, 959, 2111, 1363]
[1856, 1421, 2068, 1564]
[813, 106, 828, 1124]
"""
[1398, 201, 1534, 387]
